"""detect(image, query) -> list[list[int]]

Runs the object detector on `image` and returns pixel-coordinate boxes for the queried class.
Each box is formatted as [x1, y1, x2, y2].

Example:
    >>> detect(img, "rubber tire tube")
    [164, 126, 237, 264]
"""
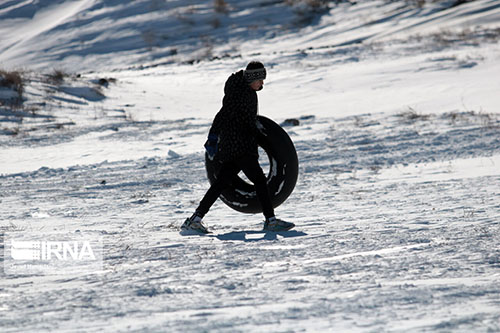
[205, 115, 299, 214]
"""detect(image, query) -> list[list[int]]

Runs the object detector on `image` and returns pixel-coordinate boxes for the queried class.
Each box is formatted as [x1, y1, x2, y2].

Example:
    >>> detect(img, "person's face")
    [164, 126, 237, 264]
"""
[250, 79, 264, 91]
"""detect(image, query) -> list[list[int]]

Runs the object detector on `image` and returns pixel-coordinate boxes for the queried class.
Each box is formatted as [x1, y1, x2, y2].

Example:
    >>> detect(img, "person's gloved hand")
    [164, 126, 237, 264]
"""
[204, 134, 218, 159]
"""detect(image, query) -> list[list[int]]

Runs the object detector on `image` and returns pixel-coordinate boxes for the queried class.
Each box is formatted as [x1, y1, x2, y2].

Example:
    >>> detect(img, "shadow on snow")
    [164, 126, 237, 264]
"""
[179, 229, 307, 241]
[214, 230, 307, 242]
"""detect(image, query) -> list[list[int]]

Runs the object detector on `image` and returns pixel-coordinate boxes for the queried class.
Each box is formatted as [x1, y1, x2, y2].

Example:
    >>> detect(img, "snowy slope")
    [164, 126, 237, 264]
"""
[1, 111, 499, 332]
[1, 0, 500, 332]
[0, 0, 318, 71]
[1, 0, 499, 71]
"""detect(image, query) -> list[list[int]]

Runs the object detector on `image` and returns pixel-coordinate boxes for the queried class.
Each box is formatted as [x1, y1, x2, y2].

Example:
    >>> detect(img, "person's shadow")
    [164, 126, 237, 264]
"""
[212, 230, 307, 242]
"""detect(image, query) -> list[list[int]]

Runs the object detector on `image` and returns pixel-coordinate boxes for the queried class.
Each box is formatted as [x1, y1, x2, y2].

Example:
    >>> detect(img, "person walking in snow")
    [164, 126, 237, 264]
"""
[182, 61, 295, 234]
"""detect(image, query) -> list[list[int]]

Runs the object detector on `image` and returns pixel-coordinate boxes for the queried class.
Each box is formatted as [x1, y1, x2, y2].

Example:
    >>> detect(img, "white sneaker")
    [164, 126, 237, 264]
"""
[263, 217, 295, 232]
[181, 215, 210, 234]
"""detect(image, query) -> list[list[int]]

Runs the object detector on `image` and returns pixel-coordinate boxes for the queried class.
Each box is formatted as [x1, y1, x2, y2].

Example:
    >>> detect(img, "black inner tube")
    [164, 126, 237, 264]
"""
[205, 115, 299, 214]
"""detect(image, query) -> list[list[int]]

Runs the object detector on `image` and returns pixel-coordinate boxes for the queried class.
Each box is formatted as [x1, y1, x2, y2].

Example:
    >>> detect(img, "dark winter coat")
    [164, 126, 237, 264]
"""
[208, 70, 259, 162]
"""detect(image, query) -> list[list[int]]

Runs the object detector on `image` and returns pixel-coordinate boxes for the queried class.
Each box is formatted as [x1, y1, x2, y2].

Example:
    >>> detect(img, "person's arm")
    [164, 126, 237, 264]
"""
[238, 93, 259, 137]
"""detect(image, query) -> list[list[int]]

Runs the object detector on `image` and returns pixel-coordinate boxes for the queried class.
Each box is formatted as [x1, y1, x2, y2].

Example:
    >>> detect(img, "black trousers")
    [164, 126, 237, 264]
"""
[196, 155, 275, 219]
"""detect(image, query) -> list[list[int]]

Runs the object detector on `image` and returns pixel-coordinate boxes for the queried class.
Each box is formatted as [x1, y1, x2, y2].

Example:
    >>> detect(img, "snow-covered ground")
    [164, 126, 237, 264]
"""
[1, 0, 499, 332]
